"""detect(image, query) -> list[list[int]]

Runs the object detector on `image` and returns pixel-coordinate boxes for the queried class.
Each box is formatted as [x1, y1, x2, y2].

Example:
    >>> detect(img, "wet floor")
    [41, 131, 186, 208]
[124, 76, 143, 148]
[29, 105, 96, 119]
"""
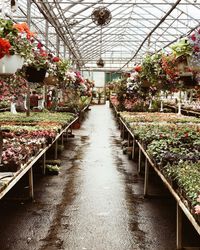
[0, 103, 178, 250]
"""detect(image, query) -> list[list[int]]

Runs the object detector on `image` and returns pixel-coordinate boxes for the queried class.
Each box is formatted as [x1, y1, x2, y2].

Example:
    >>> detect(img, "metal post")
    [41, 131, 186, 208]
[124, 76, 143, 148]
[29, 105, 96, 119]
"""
[177, 203, 183, 249]
[42, 152, 46, 175]
[132, 139, 135, 160]
[56, 35, 60, 56]
[128, 133, 130, 147]
[28, 168, 34, 200]
[144, 157, 149, 197]
[63, 44, 66, 58]
[138, 147, 142, 173]
[26, 83, 31, 117]
[27, 0, 31, 26]
[26, 0, 31, 117]
[45, 20, 49, 48]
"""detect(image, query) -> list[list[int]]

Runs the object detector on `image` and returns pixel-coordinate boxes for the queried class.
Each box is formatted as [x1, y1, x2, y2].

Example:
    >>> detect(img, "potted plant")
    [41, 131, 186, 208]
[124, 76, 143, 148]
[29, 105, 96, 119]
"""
[24, 44, 50, 83]
[0, 19, 34, 74]
[170, 38, 193, 75]
[44, 55, 60, 86]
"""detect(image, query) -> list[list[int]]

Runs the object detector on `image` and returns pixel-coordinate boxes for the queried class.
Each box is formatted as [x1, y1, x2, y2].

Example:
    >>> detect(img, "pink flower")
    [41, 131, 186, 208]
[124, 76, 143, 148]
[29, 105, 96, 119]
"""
[194, 205, 200, 214]
[37, 42, 43, 49]
[191, 33, 196, 41]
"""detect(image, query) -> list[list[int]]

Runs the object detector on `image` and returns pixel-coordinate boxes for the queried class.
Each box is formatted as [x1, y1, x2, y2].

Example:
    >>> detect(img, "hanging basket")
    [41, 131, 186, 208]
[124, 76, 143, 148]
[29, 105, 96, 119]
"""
[44, 75, 59, 86]
[0, 54, 24, 74]
[175, 55, 189, 74]
[140, 79, 151, 87]
[25, 66, 47, 83]
[178, 74, 198, 89]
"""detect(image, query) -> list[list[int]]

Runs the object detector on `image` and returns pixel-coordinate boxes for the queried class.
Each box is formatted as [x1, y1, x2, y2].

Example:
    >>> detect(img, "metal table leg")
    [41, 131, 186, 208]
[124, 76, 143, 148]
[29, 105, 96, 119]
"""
[177, 203, 183, 250]
[28, 168, 34, 200]
[144, 157, 149, 197]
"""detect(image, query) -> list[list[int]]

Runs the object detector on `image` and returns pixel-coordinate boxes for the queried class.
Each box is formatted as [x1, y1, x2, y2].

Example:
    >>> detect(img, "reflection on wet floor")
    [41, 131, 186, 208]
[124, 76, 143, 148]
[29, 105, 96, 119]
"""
[0, 103, 176, 250]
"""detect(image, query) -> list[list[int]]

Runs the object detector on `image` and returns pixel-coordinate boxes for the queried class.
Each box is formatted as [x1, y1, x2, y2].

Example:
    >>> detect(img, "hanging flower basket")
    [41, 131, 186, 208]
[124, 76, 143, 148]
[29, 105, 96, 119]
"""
[0, 54, 24, 74]
[25, 66, 47, 83]
[175, 55, 189, 74]
[140, 78, 151, 87]
[178, 74, 198, 89]
[44, 75, 59, 86]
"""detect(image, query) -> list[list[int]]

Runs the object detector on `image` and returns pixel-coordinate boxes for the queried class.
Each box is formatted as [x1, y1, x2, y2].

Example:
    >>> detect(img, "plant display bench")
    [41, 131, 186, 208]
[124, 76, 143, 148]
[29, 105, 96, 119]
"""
[118, 116, 200, 250]
[165, 104, 200, 118]
[0, 117, 78, 201]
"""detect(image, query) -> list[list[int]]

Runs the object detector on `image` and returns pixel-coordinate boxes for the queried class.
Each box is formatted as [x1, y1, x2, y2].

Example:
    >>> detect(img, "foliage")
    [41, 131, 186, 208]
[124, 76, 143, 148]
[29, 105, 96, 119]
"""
[170, 38, 193, 58]
[165, 162, 200, 207]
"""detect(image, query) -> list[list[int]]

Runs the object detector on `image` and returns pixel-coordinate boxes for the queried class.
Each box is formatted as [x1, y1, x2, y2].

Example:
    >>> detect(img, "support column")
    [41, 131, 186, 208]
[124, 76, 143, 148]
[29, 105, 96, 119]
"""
[45, 20, 49, 48]
[26, 0, 31, 117]
[128, 133, 131, 147]
[132, 139, 135, 160]
[27, 0, 31, 26]
[138, 147, 142, 173]
[64, 44, 66, 58]
[56, 35, 60, 57]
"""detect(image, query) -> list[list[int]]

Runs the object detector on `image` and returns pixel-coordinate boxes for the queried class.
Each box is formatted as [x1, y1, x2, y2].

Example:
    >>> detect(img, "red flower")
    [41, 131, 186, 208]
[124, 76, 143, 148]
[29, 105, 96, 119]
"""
[0, 38, 11, 59]
[53, 57, 60, 62]
[134, 65, 142, 72]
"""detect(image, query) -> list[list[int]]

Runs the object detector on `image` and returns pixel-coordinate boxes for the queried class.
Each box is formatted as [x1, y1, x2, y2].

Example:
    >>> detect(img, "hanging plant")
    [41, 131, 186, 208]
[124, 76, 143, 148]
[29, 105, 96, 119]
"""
[97, 58, 104, 67]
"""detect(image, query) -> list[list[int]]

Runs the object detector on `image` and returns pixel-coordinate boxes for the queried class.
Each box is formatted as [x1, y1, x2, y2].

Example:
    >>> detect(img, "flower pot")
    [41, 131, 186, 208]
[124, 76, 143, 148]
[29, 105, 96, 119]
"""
[178, 74, 198, 88]
[44, 75, 59, 86]
[25, 66, 47, 83]
[141, 79, 151, 87]
[0, 55, 24, 74]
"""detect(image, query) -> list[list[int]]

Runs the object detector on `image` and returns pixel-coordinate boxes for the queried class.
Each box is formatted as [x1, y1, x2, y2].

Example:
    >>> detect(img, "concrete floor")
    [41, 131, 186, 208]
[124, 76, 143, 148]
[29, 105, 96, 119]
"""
[0, 103, 180, 250]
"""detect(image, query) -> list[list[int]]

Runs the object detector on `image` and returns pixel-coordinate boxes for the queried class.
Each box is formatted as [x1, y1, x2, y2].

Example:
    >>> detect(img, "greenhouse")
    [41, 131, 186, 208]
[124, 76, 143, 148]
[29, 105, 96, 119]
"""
[0, 0, 200, 249]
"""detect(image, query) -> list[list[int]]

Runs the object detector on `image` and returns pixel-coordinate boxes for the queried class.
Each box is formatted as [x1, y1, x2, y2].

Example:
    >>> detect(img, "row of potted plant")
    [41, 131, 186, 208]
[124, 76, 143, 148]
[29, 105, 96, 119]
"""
[120, 111, 200, 124]
[119, 111, 200, 217]
[165, 162, 200, 216]
[0, 111, 76, 172]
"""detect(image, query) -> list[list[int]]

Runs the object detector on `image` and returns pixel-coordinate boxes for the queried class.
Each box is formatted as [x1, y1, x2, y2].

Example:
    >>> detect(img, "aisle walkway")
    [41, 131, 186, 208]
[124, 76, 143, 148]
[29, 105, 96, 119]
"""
[0, 103, 176, 250]
[40, 103, 175, 250]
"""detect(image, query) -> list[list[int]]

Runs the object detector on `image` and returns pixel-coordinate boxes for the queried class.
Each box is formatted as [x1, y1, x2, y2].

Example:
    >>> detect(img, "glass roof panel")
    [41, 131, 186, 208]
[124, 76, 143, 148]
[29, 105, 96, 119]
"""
[1, 0, 200, 71]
